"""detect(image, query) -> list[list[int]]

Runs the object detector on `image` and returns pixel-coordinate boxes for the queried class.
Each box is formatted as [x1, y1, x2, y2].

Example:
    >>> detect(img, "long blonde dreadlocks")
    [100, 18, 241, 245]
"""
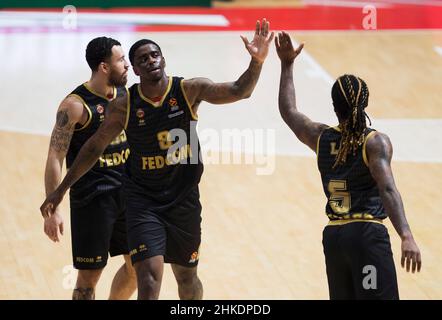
[331, 74, 371, 169]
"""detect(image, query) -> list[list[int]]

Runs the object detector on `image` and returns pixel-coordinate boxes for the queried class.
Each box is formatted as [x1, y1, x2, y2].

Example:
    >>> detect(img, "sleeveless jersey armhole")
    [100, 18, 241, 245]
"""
[180, 79, 198, 121]
[67, 93, 92, 131]
[362, 130, 377, 167]
[124, 87, 131, 130]
[316, 127, 328, 164]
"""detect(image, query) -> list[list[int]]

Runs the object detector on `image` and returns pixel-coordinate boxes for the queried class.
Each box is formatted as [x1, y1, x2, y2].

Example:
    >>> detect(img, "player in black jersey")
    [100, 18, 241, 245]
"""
[42, 37, 136, 299]
[275, 32, 421, 299]
[41, 19, 274, 300]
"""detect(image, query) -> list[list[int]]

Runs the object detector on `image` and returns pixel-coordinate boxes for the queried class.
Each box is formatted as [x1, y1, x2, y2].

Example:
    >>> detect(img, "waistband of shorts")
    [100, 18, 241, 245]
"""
[326, 218, 384, 226]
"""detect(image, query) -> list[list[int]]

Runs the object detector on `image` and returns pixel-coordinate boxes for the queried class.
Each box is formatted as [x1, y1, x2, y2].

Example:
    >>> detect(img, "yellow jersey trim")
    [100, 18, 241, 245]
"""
[124, 86, 130, 130]
[362, 131, 377, 166]
[332, 126, 341, 132]
[316, 128, 325, 162]
[137, 76, 172, 107]
[67, 94, 92, 131]
[327, 218, 383, 226]
[83, 82, 116, 101]
[180, 79, 198, 121]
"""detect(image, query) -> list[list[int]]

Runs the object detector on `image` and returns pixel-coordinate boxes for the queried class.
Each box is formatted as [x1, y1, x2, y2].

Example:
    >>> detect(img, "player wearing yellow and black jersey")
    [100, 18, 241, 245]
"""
[275, 32, 421, 299]
[41, 19, 275, 300]
[42, 37, 136, 300]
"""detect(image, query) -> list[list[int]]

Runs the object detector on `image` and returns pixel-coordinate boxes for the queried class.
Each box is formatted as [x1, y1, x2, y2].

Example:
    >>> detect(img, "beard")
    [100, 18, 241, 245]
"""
[109, 69, 127, 87]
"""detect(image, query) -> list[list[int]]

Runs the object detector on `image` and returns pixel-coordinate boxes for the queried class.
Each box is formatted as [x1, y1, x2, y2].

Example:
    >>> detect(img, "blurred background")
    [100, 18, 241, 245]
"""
[0, 0, 441, 299]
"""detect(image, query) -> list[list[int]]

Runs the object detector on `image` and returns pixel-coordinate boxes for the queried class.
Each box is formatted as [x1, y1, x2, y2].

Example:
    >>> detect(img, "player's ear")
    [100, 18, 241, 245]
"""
[161, 56, 166, 68]
[98, 61, 109, 75]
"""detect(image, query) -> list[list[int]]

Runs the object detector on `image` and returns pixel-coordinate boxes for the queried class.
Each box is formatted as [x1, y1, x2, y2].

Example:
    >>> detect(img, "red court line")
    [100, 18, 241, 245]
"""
[1, 5, 441, 32]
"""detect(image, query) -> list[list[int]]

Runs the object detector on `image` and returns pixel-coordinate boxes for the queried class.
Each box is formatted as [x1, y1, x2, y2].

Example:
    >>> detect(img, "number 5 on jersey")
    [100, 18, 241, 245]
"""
[328, 180, 351, 214]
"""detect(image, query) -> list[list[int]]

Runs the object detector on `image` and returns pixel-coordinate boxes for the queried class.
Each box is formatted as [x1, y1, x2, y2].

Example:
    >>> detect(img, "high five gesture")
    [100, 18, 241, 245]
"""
[275, 31, 304, 65]
[241, 19, 275, 63]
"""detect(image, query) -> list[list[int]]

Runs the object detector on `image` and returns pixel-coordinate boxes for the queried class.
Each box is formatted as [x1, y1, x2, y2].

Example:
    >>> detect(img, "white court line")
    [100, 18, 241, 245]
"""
[274, 119, 442, 163]
[0, 31, 440, 164]
[0, 11, 230, 28]
[435, 46, 442, 56]
[301, 50, 334, 86]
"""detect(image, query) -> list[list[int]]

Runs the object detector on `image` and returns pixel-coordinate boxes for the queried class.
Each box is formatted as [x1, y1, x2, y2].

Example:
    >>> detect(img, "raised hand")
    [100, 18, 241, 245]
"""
[240, 18, 275, 64]
[275, 31, 304, 64]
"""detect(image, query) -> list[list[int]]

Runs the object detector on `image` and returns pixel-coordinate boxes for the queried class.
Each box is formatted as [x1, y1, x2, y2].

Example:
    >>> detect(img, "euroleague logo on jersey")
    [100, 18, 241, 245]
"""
[169, 97, 181, 114]
[136, 108, 146, 126]
[96, 104, 104, 114]
[136, 108, 145, 118]
[169, 98, 178, 107]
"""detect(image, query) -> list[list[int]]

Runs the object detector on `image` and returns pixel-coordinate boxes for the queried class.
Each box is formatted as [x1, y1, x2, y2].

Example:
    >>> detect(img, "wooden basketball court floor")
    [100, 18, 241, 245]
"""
[0, 11, 441, 299]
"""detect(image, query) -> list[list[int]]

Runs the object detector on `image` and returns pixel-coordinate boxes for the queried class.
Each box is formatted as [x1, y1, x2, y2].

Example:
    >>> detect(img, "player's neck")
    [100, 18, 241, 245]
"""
[139, 75, 169, 100]
[86, 75, 115, 100]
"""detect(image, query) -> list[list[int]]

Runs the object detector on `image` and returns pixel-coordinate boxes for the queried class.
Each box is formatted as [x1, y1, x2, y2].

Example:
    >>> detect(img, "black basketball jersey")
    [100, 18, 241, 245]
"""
[317, 127, 386, 221]
[66, 83, 130, 207]
[124, 76, 203, 205]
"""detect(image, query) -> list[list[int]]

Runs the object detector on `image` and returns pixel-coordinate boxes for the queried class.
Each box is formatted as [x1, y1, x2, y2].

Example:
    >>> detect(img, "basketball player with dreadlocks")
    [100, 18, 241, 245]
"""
[275, 32, 421, 299]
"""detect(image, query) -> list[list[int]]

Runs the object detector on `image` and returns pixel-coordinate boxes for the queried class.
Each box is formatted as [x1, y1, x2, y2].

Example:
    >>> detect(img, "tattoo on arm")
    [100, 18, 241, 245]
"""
[72, 288, 95, 300]
[56, 110, 69, 127]
[55, 95, 128, 196]
[230, 59, 263, 98]
[50, 110, 74, 153]
[186, 59, 264, 106]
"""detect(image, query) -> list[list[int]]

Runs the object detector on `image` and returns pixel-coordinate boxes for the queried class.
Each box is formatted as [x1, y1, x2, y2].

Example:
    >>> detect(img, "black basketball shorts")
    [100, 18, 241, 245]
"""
[322, 221, 399, 300]
[70, 188, 129, 270]
[125, 185, 202, 267]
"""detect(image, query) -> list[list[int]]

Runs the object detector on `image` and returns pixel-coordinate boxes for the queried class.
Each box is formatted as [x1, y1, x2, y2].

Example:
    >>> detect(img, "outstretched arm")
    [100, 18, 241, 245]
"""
[40, 95, 128, 218]
[182, 19, 274, 112]
[366, 132, 422, 273]
[276, 31, 327, 152]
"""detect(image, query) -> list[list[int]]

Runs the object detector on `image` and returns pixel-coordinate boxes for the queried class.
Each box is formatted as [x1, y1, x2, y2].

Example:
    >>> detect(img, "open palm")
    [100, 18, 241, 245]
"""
[275, 31, 304, 64]
[240, 19, 275, 64]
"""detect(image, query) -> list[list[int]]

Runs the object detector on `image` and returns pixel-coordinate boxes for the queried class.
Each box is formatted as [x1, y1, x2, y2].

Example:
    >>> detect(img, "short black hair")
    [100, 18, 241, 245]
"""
[129, 39, 162, 65]
[85, 37, 121, 72]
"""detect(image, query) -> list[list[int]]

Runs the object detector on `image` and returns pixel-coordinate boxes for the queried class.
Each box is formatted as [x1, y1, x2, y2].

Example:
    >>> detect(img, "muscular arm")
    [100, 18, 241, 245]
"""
[278, 60, 327, 152]
[40, 95, 128, 217]
[367, 132, 422, 272]
[275, 31, 327, 152]
[57, 95, 127, 195]
[43, 97, 86, 241]
[366, 133, 412, 238]
[44, 96, 85, 197]
[182, 58, 263, 109]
